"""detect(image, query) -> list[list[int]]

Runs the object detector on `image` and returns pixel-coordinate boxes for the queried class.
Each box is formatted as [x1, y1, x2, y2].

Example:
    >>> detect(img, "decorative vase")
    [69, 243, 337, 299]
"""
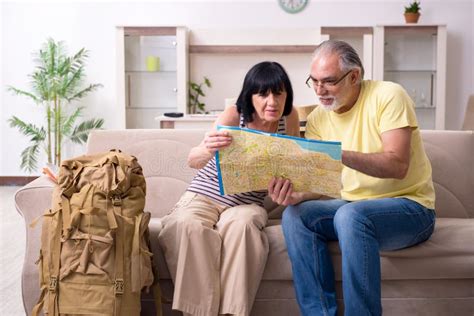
[404, 12, 420, 23]
[145, 56, 160, 72]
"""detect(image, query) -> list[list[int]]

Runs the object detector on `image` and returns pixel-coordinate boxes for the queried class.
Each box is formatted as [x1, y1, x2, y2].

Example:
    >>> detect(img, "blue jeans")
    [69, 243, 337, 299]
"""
[282, 198, 435, 316]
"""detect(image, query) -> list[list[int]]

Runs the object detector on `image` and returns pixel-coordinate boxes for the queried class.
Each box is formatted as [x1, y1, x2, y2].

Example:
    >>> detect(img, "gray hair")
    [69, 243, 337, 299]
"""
[313, 40, 365, 80]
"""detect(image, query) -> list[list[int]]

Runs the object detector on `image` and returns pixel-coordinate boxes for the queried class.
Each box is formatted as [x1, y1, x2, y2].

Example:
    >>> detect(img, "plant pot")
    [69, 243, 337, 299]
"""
[404, 12, 420, 23]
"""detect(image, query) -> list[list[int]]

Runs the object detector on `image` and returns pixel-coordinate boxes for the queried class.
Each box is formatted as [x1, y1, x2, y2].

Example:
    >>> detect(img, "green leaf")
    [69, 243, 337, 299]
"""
[8, 117, 46, 141]
[20, 143, 41, 173]
[7, 86, 40, 103]
[69, 118, 104, 144]
[62, 107, 84, 136]
[196, 88, 205, 97]
[204, 77, 211, 87]
[67, 83, 103, 102]
[404, 1, 420, 13]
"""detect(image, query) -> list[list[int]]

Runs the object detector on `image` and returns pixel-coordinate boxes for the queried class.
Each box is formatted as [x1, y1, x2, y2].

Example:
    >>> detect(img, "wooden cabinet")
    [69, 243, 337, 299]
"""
[374, 25, 447, 129]
[116, 26, 188, 129]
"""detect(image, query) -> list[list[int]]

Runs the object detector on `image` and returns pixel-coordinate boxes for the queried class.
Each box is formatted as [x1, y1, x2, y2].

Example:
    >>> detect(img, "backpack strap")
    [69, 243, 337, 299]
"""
[112, 194, 125, 316]
[112, 152, 135, 316]
[61, 196, 72, 237]
[47, 208, 62, 316]
[131, 212, 142, 293]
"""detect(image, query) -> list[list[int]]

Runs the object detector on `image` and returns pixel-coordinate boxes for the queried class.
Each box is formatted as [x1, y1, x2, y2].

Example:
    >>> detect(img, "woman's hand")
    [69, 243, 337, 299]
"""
[188, 106, 239, 170]
[203, 130, 232, 154]
[268, 177, 305, 206]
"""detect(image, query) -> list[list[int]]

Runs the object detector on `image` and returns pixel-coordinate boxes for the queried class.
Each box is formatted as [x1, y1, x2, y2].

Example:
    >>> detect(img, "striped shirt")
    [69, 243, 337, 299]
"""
[187, 115, 287, 207]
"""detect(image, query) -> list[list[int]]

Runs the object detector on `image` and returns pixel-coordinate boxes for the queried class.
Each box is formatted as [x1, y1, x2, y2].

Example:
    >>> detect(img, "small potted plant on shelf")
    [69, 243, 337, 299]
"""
[188, 76, 211, 114]
[404, 1, 421, 23]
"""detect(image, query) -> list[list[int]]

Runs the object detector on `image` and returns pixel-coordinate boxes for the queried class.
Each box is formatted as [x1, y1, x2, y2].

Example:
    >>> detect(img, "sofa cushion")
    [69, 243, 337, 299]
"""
[151, 217, 474, 282]
[421, 130, 474, 218]
[262, 218, 474, 281]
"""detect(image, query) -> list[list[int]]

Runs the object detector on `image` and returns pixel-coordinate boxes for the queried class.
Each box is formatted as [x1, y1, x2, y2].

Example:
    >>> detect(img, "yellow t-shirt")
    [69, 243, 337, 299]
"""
[306, 80, 435, 209]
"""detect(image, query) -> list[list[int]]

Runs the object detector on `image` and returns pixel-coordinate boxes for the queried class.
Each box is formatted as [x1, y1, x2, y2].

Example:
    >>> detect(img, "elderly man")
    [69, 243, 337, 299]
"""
[268, 40, 436, 316]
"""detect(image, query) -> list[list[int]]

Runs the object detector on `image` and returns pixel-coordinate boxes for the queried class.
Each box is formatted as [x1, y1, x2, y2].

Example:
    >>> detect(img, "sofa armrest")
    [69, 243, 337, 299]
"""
[14, 175, 55, 315]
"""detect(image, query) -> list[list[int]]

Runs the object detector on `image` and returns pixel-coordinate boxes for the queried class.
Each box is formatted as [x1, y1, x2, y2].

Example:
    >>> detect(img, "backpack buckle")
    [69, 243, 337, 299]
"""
[114, 278, 124, 295]
[49, 276, 58, 292]
[112, 196, 122, 206]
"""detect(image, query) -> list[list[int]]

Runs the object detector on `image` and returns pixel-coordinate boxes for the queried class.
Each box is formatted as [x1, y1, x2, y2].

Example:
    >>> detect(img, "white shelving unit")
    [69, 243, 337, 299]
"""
[374, 25, 447, 129]
[116, 26, 188, 129]
[115, 25, 447, 130]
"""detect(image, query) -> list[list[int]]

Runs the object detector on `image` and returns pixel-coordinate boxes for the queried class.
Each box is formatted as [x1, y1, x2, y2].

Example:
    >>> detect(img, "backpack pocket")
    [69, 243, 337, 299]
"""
[58, 227, 116, 313]
[59, 228, 115, 282]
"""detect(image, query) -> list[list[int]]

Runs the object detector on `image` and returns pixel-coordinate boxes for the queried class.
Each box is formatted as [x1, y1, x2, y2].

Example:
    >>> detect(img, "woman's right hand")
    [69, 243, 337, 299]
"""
[203, 130, 232, 154]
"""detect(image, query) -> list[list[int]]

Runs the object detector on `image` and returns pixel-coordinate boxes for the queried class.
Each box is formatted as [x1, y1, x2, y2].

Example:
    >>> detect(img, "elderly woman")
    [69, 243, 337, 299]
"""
[158, 61, 300, 316]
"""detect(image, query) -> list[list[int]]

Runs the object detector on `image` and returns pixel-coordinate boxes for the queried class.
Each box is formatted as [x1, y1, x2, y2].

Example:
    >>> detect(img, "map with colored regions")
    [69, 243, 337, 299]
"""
[215, 126, 342, 198]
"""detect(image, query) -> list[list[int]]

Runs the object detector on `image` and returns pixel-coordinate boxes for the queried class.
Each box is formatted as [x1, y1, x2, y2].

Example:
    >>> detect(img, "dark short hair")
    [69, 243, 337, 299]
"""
[236, 61, 293, 123]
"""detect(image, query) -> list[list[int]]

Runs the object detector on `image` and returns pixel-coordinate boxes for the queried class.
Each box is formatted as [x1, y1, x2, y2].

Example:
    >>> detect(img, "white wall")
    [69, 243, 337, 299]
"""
[1, 0, 473, 176]
[0, 2, 3, 174]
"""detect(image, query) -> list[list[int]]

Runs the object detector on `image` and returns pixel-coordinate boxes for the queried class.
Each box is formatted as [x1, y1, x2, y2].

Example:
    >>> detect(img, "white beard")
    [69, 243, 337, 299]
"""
[318, 97, 344, 112]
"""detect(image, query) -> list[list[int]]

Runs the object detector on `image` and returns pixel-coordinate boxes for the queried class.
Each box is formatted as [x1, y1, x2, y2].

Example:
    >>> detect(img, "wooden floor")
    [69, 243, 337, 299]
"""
[0, 186, 26, 315]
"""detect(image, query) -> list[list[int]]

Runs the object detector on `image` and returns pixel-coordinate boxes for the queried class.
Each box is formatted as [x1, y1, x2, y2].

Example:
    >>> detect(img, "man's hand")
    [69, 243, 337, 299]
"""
[268, 177, 306, 206]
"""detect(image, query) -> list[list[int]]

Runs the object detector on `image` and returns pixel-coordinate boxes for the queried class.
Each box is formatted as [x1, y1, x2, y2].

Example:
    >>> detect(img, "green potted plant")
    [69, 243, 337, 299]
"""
[7, 38, 104, 172]
[404, 1, 421, 23]
[188, 76, 211, 114]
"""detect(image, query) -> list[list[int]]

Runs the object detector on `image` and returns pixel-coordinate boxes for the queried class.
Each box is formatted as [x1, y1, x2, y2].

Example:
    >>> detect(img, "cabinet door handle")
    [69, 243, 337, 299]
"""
[430, 73, 434, 107]
[173, 88, 178, 92]
[127, 74, 131, 107]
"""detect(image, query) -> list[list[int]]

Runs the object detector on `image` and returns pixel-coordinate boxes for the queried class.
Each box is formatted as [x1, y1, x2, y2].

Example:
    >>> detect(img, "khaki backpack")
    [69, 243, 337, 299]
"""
[32, 150, 162, 316]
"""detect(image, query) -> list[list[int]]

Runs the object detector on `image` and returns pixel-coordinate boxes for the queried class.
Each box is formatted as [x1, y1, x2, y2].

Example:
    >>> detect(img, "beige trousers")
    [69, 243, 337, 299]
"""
[158, 192, 269, 316]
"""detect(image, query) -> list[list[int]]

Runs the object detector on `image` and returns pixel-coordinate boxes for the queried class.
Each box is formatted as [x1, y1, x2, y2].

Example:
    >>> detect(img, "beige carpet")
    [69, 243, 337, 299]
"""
[1, 186, 26, 315]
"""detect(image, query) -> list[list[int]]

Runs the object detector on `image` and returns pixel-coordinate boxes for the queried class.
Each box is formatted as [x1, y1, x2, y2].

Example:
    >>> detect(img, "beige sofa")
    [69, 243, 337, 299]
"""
[16, 129, 474, 316]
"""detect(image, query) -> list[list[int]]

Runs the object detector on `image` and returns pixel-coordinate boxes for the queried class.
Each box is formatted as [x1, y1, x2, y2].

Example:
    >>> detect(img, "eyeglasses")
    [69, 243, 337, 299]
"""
[305, 70, 352, 89]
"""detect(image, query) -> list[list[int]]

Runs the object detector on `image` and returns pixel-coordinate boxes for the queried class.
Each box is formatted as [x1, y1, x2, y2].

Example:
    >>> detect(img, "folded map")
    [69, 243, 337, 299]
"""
[215, 126, 343, 198]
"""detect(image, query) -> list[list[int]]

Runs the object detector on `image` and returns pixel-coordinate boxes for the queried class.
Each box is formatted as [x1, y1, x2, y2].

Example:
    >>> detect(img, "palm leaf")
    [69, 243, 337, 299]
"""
[69, 48, 88, 72]
[62, 107, 83, 135]
[20, 143, 41, 172]
[8, 117, 46, 141]
[7, 86, 40, 103]
[31, 71, 52, 100]
[60, 48, 89, 99]
[69, 118, 104, 144]
[67, 83, 103, 102]
[62, 68, 84, 98]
